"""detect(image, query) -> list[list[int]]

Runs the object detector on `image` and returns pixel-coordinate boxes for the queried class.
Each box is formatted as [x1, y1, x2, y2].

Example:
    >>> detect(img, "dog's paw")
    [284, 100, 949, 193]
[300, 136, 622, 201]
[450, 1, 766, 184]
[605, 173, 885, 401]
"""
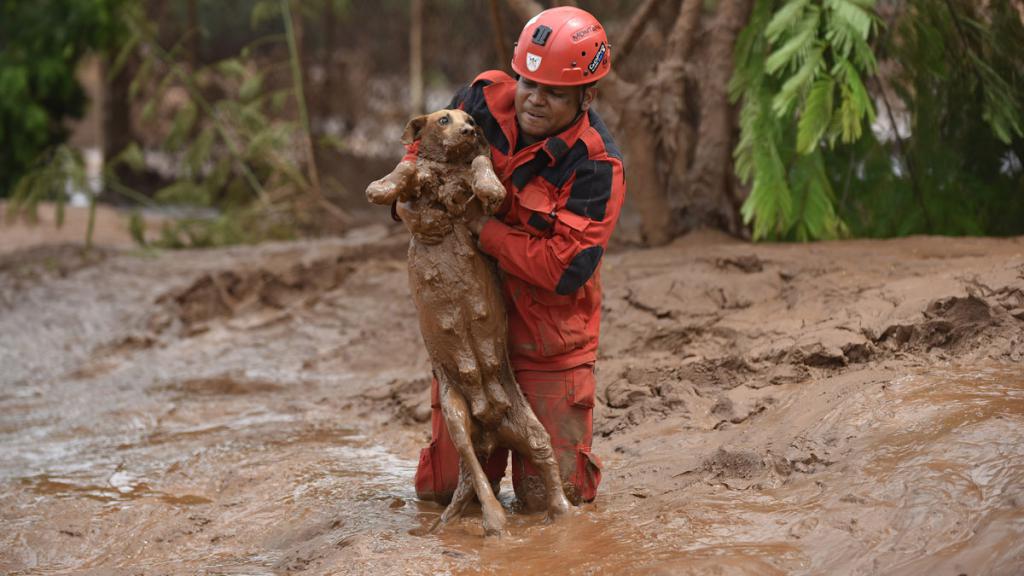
[547, 492, 572, 519]
[365, 179, 395, 205]
[482, 505, 507, 537]
[470, 156, 505, 212]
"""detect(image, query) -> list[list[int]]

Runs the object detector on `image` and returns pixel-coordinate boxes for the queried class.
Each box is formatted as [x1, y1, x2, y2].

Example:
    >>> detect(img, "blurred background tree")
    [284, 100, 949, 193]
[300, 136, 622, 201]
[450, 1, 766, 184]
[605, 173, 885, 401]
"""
[0, 0, 127, 195]
[1, 0, 1022, 247]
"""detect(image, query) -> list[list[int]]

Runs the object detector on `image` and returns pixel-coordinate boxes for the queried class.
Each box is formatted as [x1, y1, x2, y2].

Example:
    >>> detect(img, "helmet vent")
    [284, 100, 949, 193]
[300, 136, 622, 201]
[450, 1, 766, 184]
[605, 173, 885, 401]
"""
[532, 25, 552, 46]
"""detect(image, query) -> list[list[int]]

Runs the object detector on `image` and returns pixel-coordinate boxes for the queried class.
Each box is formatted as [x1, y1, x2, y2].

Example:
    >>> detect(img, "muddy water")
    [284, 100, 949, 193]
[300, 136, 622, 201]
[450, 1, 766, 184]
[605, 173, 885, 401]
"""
[616, 364, 1024, 575]
[3, 360, 1022, 574]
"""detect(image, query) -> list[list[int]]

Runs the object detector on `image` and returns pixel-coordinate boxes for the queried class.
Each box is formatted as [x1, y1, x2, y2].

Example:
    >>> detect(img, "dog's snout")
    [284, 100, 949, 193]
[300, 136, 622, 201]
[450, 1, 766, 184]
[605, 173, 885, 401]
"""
[460, 126, 474, 135]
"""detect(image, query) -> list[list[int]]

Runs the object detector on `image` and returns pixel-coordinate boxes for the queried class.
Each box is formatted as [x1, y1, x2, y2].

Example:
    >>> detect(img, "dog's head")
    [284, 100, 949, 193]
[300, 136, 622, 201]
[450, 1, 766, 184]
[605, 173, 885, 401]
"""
[402, 109, 488, 164]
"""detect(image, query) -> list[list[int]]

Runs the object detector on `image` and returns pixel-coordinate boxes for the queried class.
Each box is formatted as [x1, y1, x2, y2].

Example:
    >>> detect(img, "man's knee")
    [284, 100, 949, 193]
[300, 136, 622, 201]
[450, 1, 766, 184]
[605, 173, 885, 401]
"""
[415, 441, 507, 503]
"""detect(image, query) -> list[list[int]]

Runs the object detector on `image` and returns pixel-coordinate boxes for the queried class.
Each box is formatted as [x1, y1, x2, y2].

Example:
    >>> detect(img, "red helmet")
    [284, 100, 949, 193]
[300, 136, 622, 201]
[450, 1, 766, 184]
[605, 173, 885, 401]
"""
[510, 7, 611, 86]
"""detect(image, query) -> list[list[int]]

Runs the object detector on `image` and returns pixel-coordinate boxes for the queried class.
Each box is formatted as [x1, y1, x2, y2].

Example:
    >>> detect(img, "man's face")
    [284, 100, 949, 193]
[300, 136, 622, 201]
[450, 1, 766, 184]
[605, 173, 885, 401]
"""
[515, 77, 586, 140]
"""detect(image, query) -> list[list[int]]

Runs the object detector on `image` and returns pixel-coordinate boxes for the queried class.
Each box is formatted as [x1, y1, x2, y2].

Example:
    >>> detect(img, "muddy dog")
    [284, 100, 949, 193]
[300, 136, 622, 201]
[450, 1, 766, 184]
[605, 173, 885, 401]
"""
[366, 109, 570, 535]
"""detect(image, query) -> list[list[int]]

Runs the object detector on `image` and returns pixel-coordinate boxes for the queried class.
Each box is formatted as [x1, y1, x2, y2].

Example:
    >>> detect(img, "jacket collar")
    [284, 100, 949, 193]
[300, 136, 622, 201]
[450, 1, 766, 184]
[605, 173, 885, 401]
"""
[516, 111, 589, 167]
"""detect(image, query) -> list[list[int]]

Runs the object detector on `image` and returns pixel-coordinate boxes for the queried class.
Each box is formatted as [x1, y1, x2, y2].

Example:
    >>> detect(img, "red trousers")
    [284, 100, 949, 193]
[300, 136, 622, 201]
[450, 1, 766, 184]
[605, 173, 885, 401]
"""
[414, 364, 602, 508]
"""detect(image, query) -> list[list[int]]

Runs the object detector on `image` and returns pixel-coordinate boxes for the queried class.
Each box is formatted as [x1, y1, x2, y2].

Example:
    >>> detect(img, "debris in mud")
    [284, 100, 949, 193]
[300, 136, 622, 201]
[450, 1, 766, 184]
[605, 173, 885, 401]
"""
[705, 286, 752, 310]
[877, 295, 1005, 352]
[703, 448, 764, 479]
[156, 256, 354, 332]
[596, 358, 760, 436]
[760, 364, 810, 387]
[360, 376, 432, 424]
[715, 254, 765, 273]
[0, 244, 109, 308]
[624, 287, 674, 319]
[161, 375, 285, 396]
[700, 448, 779, 490]
[710, 391, 775, 429]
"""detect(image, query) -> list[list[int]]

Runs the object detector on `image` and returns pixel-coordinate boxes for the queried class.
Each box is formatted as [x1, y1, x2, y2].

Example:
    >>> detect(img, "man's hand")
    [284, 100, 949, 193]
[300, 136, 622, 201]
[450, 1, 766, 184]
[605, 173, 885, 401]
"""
[467, 215, 489, 237]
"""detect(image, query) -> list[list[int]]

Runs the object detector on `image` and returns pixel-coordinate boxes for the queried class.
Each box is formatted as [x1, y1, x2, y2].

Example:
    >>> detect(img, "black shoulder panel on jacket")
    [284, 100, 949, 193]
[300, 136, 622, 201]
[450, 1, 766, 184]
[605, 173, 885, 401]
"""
[588, 110, 622, 161]
[538, 110, 620, 189]
[540, 140, 589, 189]
[511, 152, 550, 189]
[457, 79, 509, 155]
[556, 245, 604, 295]
[566, 160, 613, 222]
[446, 84, 471, 110]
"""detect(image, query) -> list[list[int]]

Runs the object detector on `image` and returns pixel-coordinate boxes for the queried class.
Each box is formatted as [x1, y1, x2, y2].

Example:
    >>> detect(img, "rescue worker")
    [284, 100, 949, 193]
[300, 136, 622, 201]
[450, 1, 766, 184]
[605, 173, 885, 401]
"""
[403, 6, 625, 509]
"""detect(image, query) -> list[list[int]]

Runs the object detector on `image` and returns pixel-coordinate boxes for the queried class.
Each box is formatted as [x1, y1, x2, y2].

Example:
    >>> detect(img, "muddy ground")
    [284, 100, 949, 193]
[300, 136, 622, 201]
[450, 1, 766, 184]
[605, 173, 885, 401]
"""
[1, 210, 1023, 575]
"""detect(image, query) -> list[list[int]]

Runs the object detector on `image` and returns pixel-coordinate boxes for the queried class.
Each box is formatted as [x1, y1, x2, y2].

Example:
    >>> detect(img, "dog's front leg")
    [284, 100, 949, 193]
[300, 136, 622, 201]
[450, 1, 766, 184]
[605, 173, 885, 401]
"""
[365, 159, 417, 205]
[470, 155, 505, 215]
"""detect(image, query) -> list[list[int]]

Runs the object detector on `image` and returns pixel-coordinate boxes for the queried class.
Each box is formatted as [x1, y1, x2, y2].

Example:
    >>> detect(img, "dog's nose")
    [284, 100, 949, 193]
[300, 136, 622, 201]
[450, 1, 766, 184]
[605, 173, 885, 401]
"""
[460, 126, 474, 135]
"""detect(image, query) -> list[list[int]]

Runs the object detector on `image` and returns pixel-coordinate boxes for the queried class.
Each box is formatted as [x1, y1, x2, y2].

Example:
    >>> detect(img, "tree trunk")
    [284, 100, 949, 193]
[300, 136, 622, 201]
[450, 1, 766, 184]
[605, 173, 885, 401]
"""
[601, 0, 702, 245]
[102, 55, 136, 204]
[186, 0, 200, 69]
[283, 0, 349, 230]
[609, 79, 674, 246]
[410, 0, 424, 115]
[684, 0, 750, 234]
[506, 0, 544, 21]
[614, 0, 666, 66]
[488, 0, 510, 70]
[322, 0, 337, 122]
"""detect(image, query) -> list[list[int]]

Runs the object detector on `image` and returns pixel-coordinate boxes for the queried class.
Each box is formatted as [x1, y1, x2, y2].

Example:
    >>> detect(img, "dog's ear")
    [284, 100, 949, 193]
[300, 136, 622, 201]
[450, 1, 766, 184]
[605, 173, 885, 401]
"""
[401, 115, 428, 145]
[475, 125, 489, 152]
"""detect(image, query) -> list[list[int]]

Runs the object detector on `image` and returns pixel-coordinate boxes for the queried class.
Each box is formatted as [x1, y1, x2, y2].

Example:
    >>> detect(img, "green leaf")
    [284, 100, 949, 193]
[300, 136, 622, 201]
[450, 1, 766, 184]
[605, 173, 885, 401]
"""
[239, 72, 265, 101]
[155, 180, 209, 205]
[167, 101, 198, 150]
[825, 0, 873, 40]
[112, 142, 146, 172]
[250, 0, 281, 29]
[773, 45, 825, 117]
[797, 78, 836, 154]
[765, 8, 820, 75]
[216, 58, 249, 80]
[129, 211, 147, 246]
[765, 0, 810, 42]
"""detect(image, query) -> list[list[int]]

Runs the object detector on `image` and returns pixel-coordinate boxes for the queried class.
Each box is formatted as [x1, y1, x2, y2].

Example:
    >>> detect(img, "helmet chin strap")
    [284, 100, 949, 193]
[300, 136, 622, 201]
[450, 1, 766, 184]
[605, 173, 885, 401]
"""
[572, 86, 590, 125]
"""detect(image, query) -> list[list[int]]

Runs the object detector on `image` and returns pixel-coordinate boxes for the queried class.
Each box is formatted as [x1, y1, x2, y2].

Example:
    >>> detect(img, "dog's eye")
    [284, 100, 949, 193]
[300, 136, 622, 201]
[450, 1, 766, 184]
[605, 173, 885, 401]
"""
[439, 115, 450, 126]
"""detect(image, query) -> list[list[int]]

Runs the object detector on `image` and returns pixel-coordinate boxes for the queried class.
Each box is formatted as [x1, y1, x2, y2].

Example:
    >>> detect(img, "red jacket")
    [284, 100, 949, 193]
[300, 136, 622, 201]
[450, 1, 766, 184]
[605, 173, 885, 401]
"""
[409, 70, 626, 370]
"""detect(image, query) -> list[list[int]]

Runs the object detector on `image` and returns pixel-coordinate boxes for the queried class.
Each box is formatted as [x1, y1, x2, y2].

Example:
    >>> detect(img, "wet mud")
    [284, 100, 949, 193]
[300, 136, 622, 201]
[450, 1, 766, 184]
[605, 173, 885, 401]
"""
[1, 228, 1023, 574]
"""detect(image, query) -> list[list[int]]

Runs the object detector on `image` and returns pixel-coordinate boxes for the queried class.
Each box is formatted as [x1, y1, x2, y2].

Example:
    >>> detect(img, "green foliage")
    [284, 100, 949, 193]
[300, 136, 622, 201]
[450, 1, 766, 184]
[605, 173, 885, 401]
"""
[0, 0, 127, 196]
[732, 0, 875, 240]
[4, 145, 108, 249]
[733, 0, 1024, 240]
[836, 0, 1024, 237]
[111, 4, 324, 248]
[6, 146, 85, 226]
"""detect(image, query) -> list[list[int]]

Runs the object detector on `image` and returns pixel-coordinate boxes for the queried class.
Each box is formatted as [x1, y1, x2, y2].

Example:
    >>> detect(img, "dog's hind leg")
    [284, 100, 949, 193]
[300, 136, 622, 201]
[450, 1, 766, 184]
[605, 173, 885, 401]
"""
[497, 363, 571, 520]
[438, 370, 507, 536]
[430, 460, 475, 533]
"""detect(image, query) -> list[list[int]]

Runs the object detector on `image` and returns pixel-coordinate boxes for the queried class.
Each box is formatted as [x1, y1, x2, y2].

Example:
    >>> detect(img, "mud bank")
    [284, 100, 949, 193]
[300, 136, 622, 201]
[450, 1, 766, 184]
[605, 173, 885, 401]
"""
[1, 227, 1022, 575]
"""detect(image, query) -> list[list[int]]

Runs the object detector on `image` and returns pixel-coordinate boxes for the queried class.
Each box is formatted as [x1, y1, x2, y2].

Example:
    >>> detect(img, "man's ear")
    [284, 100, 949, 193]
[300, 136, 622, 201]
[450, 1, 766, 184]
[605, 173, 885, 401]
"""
[581, 86, 597, 112]
[401, 115, 428, 145]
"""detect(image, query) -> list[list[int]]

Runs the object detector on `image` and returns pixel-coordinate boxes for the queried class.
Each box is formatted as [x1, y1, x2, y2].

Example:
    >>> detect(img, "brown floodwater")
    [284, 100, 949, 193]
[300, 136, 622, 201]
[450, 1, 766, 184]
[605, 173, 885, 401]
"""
[2, 360, 1022, 574]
